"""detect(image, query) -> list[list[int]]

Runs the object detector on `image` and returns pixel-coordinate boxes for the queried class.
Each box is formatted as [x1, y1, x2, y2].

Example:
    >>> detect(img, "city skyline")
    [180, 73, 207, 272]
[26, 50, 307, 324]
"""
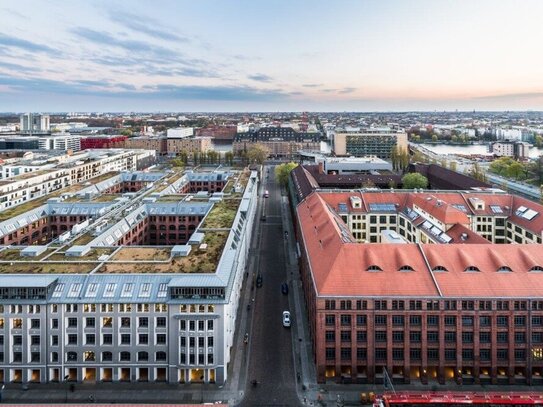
[1, 0, 543, 111]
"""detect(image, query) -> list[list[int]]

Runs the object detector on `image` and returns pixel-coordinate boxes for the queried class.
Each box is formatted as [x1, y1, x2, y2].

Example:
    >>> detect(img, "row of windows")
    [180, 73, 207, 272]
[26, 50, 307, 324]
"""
[324, 330, 543, 344]
[324, 314, 536, 327]
[323, 300, 540, 311]
[325, 347, 529, 361]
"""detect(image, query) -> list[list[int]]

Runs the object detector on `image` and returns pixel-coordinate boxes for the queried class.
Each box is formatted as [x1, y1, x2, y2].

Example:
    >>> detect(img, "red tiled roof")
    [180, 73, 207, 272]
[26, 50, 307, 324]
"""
[409, 194, 469, 225]
[297, 191, 543, 299]
[445, 223, 490, 244]
[509, 195, 543, 234]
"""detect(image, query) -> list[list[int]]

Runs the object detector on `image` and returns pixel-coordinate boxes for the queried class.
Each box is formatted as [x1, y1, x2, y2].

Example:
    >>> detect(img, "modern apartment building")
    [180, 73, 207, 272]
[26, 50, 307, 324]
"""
[20, 113, 50, 134]
[294, 189, 543, 385]
[0, 149, 156, 212]
[233, 127, 323, 159]
[38, 135, 81, 152]
[0, 168, 258, 385]
[333, 130, 408, 159]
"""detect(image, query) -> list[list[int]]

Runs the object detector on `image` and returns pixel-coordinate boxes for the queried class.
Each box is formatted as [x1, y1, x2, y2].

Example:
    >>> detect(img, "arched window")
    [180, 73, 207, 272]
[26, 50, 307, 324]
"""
[530, 266, 543, 272]
[432, 266, 448, 272]
[464, 266, 480, 272]
[399, 265, 414, 272]
[366, 265, 382, 272]
[156, 351, 167, 361]
[497, 266, 512, 272]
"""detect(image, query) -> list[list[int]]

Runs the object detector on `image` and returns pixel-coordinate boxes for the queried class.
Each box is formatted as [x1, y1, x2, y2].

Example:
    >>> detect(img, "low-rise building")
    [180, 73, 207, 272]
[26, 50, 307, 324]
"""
[490, 141, 530, 159]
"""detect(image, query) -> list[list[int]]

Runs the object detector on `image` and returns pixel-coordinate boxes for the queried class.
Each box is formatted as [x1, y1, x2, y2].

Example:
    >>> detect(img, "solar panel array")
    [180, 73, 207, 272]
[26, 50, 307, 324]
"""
[490, 205, 503, 214]
[338, 203, 348, 212]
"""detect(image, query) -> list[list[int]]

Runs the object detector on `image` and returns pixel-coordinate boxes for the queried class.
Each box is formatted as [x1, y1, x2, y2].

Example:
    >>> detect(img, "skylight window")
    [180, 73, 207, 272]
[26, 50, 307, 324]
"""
[157, 283, 168, 298]
[399, 265, 414, 272]
[52, 283, 64, 298]
[432, 266, 448, 272]
[490, 205, 503, 214]
[103, 283, 116, 297]
[67, 283, 82, 298]
[366, 265, 382, 272]
[121, 283, 134, 297]
[530, 266, 543, 272]
[139, 283, 151, 298]
[464, 266, 480, 272]
[86, 283, 99, 297]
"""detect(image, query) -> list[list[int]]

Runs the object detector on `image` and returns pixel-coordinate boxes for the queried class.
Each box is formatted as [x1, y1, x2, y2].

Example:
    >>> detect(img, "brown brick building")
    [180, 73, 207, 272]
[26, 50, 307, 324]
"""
[296, 191, 543, 385]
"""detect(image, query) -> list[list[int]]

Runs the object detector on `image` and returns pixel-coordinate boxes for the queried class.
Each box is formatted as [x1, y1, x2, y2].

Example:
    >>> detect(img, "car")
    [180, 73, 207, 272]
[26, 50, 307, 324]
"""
[281, 282, 289, 295]
[256, 275, 263, 288]
[263, 190, 269, 198]
[282, 311, 291, 328]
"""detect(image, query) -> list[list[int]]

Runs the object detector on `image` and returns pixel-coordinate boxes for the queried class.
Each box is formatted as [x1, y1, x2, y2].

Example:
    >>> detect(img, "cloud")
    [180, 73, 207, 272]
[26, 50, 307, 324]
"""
[0, 33, 57, 54]
[473, 92, 543, 100]
[0, 75, 288, 101]
[0, 61, 40, 73]
[248, 74, 273, 82]
[338, 87, 356, 94]
[108, 12, 190, 43]
[302, 83, 322, 88]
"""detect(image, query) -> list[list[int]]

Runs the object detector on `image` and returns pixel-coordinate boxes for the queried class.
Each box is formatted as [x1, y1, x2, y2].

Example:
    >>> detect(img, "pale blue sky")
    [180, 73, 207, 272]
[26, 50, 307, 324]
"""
[0, 0, 542, 111]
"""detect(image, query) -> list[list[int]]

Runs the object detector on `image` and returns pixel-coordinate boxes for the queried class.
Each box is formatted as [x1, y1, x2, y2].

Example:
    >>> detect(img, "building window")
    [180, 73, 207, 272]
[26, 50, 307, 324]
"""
[444, 316, 456, 326]
[121, 334, 131, 345]
[156, 334, 167, 344]
[356, 348, 367, 360]
[410, 348, 421, 360]
[67, 318, 77, 328]
[103, 334, 112, 345]
[497, 349, 508, 361]
[121, 317, 130, 328]
[462, 349, 474, 360]
[84, 351, 95, 362]
[138, 317, 148, 327]
[356, 315, 366, 326]
[66, 352, 77, 362]
[409, 315, 421, 325]
[138, 351, 149, 361]
[497, 316, 508, 327]
[86, 334, 95, 345]
[375, 348, 387, 361]
[392, 331, 404, 343]
[461, 332, 473, 343]
[427, 315, 439, 326]
[480, 332, 491, 343]
[480, 349, 491, 361]
[515, 331, 526, 343]
[340, 348, 351, 360]
[445, 331, 456, 343]
[514, 316, 526, 327]
[375, 331, 387, 342]
[340, 331, 351, 342]
[462, 316, 473, 326]
[139, 334, 149, 345]
[67, 334, 77, 345]
[348, 328, 364, 343]
[392, 348, 404, 361]
[392, 315, 404, 326]
[120, 351, 131, 361]
[325, 331, 335, 342]
[374, 315, 387, 325]
[410, 331, 421, 343]
[515, 349, 526, 361]
[497, 332, 508, 343]
[445, 349, 456, 361]
[427, 348, 439, 361]
[480, 316, 491, 327]
[102, 351, 113, 361]
[325, 315, 335, 326]
[427, 331, 438, 343]
[325, 347, 335, 360]
[340, 315, 351, 326]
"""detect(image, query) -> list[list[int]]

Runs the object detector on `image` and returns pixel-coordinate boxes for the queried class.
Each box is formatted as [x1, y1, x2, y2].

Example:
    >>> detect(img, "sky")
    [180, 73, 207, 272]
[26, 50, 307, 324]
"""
[0, 0, 542, 112]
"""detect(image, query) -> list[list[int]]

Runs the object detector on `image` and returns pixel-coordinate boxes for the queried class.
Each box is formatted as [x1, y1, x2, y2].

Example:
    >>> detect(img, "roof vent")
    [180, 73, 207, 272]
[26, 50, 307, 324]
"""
[460, 233, 468, 241]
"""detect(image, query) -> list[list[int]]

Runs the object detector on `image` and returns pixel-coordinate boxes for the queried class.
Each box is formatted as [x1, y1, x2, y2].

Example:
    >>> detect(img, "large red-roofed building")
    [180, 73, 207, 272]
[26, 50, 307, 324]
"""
[295, 189, 543, 385]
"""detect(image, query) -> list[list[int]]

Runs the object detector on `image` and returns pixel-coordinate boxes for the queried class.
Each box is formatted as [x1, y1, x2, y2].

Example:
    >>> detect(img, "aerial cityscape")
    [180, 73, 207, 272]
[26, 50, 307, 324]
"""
[1, 1, 543, 406]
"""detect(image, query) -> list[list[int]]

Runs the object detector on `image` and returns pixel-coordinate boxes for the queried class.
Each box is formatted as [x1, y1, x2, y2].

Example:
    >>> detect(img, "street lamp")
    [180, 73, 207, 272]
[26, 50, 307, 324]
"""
[0, 384, 5, 403]
[64, 375, 70, 403]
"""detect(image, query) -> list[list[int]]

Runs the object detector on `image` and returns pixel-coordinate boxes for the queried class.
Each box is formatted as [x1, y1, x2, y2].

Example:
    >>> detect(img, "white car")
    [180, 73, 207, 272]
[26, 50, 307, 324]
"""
[282, 311, 291, 328]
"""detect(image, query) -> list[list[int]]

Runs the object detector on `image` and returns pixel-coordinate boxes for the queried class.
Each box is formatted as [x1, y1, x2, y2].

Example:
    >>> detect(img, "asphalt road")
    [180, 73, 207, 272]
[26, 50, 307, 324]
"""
[239, 165, 299, 406]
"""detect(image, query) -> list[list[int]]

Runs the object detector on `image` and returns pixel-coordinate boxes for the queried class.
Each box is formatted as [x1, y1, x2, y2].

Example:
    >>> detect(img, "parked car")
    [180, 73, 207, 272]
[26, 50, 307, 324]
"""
[264, 190, 269, 198]
[282, 311, 291, 328]
[281, 282, 289, 295]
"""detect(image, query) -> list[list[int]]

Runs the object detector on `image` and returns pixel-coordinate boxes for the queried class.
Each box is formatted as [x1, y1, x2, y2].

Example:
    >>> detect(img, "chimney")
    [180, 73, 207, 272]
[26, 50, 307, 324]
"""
[318, 162, 324, 174]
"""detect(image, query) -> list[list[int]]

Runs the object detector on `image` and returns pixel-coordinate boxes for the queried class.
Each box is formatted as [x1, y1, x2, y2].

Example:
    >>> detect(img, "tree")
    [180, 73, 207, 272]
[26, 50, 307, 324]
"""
[178, 149, 189, 165]
[120, 129, 133, 136]
[247, 144, 269, 164]
[275, 162, 298, 187]
[401, 173, 428, 189]
[224, 151, 234, 166]
[535, 135, 543, 148]
[361, 179, 376, 188]
[431, 134, 438, 142]
[390, 146, 399, 171]
[398, 148, 410, 172]
[169, 158, 184, 168]
[507, 162, 525, 180]
[468, 162, 487, 182]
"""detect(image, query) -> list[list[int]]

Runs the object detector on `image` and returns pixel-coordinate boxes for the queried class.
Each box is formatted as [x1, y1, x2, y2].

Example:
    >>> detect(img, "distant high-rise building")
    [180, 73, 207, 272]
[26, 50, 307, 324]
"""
[20, 113, 50, 134]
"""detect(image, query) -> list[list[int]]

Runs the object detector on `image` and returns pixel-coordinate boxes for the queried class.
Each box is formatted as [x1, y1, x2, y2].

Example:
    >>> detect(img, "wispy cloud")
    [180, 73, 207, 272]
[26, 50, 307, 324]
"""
[108, 12, 190, 43]
[0, 75, 288, 101]
[473, 92, 543, 100]
[0, 33, 57, 54]
[302, 83, 322, 88]
[248, 73, 273, 82]
[338, 87, 356, 94]
[0, 61, 40, 73]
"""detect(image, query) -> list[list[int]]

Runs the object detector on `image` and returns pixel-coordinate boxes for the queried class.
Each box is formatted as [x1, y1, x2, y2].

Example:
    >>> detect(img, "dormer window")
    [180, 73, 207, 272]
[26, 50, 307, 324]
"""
[366, 265, 382, 272]
[398, 265, 414, 272]
[530, 266, 543, 272]
[497, 266, 512, 272]
[432, 266, 448, 272]
[464, 266, 480, 272]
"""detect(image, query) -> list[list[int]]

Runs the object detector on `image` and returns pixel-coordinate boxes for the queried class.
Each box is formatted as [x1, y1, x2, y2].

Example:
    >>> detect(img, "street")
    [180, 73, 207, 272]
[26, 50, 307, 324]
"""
[239, 165, 299, 406]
